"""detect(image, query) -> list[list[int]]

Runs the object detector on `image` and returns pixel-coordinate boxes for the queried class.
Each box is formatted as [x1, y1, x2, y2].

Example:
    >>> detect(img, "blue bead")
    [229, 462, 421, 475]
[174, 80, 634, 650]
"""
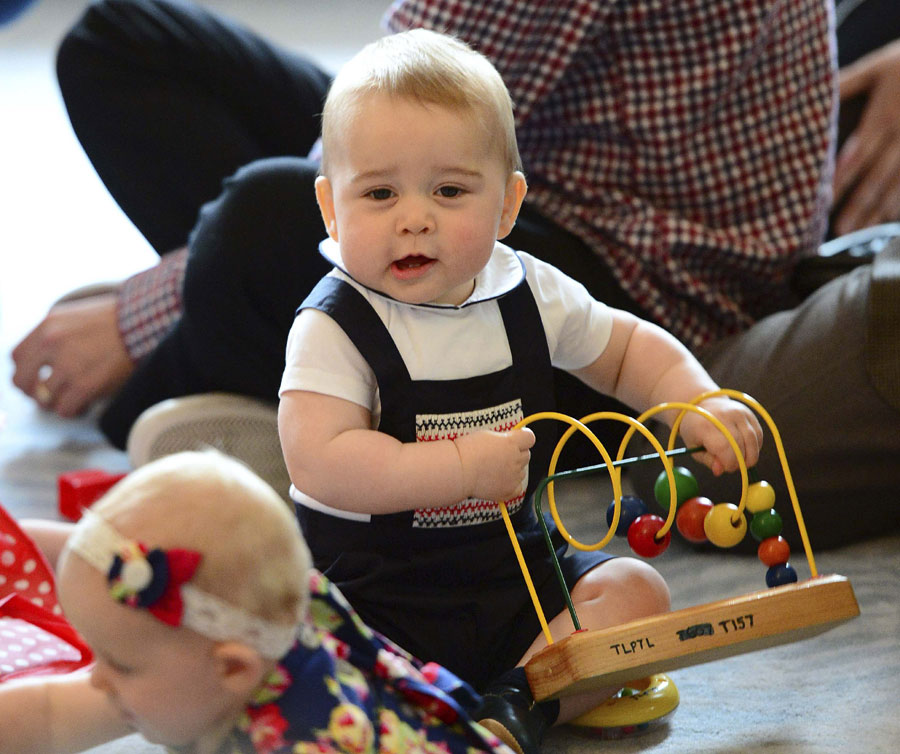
[765, 563, 798, 588]
[605, 495, 649, 536]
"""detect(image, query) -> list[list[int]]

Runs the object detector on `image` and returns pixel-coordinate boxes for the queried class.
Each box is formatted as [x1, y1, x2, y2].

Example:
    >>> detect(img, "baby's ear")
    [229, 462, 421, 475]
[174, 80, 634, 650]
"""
[315, 176, 339, 241]
[213, 642, 267, 696]
[497, 171, 527, 239]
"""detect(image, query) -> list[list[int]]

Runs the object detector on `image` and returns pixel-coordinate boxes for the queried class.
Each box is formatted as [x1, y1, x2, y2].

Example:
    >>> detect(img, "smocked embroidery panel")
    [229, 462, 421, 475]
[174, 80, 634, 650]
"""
[414, 399, 525, 527]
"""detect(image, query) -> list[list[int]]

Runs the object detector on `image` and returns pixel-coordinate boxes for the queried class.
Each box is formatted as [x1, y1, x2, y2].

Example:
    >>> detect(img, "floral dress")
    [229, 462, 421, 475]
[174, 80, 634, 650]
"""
[190, 571, 512, 754]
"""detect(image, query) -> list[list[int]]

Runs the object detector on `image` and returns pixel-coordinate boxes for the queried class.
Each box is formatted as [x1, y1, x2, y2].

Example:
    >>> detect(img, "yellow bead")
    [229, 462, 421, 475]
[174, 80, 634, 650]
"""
[745, 481, 776, 514]
[703, 503, 747, 548]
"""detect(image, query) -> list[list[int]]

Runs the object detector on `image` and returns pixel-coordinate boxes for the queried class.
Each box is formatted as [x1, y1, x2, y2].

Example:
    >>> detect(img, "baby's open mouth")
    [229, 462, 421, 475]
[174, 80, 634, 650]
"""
[394, 255, 432, 270]
[391, 255, 436, 279]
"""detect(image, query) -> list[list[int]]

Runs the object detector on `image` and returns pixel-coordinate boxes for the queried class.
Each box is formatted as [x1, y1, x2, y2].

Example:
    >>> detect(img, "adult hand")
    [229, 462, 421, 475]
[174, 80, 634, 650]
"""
[11, 294, 134, 417]
[833, 40, 900, 235]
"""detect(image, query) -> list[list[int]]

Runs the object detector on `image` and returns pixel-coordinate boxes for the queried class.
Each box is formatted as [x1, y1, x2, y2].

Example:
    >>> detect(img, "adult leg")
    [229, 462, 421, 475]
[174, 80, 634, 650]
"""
[56, 0, 331, 253]
[98, 157, 332, 448]
[633, 240, 900, 550]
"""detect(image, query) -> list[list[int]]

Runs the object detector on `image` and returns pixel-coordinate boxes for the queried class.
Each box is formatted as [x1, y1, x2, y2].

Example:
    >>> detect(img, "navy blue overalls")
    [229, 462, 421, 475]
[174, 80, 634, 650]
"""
[296, 274, 611, 690]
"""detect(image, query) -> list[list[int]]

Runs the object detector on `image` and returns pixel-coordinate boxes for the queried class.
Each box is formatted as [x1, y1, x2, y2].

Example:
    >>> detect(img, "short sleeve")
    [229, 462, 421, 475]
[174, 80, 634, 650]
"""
[280, 309, 377, 412]
[520, 252, 613, 371]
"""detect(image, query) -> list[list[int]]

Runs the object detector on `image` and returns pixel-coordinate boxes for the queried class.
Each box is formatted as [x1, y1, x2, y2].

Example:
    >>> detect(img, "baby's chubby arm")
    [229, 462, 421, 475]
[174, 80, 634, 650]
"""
[572, 310, 763, 476]
[279, 390, 535, 513]
[0, 671, 129, 753]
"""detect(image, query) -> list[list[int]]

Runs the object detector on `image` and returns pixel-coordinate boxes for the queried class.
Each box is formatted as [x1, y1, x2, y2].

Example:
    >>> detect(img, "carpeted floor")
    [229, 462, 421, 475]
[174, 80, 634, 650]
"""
[2, 387, 897, 754]
[2, 2, 898, 753]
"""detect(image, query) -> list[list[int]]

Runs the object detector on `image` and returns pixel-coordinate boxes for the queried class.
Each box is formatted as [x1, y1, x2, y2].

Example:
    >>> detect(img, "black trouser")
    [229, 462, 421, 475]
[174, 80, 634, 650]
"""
[57, 0, 332, 253]
[56, 0, 638, 450]
[57, 0, 332, 445]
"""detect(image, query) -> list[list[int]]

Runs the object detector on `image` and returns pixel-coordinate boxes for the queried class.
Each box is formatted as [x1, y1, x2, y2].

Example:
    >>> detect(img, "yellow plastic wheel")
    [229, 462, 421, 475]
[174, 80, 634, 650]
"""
[567, 673, 679, 736]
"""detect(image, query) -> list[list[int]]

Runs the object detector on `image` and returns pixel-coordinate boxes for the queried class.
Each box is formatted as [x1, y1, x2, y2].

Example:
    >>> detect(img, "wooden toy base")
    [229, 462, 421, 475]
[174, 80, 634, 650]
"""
[525, 574, 859, 701]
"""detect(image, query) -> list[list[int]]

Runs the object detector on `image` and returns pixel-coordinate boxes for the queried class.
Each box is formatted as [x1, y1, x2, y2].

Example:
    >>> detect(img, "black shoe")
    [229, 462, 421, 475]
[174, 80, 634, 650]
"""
[476, 692, 548, 754]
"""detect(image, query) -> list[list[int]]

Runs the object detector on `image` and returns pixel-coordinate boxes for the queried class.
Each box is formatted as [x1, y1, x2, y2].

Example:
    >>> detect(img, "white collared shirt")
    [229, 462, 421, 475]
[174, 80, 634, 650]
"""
[280, 240, 613, 419]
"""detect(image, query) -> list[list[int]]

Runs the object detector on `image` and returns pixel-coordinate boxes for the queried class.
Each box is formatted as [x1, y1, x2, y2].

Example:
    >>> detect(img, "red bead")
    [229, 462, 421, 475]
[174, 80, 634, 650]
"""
[757, 536, 790, 567]
[627, 514, 671, 558]
[675, 496, 714, 543]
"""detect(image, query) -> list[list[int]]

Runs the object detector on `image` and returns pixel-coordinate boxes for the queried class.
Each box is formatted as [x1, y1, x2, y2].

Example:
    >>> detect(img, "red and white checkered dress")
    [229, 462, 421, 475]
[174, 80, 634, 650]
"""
[118, 0, 836, 357]
[385, 0, 837, 351]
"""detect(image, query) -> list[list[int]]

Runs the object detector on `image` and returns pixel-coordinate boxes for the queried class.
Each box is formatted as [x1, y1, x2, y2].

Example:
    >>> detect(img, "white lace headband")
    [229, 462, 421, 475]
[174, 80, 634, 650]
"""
[67, 510, 298, 659]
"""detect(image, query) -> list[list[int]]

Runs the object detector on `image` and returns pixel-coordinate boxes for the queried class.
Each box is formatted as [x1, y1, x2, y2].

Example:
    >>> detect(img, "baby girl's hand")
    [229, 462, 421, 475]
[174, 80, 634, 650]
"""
[454, 428, 535, 501]
[678, 397, 763, 476]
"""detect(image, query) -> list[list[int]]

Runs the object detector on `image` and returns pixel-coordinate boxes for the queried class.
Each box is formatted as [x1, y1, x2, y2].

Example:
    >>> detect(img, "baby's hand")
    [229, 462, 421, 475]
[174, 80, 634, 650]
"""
[454, 428, 535, 501]
[678, 397, 763, 476]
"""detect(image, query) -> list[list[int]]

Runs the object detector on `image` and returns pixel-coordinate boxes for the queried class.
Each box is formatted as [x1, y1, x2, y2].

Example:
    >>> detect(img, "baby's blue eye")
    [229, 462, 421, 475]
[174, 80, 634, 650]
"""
[437, 186, 463, 198]
[368, 188, 393, 200]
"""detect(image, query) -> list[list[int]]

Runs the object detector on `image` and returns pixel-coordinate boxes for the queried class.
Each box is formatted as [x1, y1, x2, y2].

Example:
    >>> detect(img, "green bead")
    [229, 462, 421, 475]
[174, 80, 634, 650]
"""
[653, 466, 699, 511]
[750, 508, 783, 541]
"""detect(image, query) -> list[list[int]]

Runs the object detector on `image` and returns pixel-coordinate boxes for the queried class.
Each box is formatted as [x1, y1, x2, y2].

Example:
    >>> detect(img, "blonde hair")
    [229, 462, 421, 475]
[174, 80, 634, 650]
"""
[320, 28, 521, 175]
[88, 451, 310, 626]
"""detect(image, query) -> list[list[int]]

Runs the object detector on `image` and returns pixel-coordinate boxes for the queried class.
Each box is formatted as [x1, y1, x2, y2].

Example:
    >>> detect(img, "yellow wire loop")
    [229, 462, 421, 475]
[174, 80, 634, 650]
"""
[629, 401, 748, 530]
[498, 411, 609, 645]
[496, 392, 818, 647]
[546, 412, 673, 550]
[682, 389, 818, 578]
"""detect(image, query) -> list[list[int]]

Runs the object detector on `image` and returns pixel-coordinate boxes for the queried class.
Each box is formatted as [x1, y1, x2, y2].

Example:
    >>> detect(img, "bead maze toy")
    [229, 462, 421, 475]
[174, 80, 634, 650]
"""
[496, 390, 860, 704]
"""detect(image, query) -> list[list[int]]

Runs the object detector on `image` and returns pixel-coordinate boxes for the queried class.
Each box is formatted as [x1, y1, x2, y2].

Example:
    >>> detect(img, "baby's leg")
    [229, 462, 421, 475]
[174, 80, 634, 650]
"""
[476, 559, 670, 754]
[519, 557, 670, 722]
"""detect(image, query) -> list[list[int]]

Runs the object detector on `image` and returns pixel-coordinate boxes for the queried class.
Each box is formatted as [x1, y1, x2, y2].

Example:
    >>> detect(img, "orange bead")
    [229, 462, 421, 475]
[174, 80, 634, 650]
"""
[758, 535, 790, 567]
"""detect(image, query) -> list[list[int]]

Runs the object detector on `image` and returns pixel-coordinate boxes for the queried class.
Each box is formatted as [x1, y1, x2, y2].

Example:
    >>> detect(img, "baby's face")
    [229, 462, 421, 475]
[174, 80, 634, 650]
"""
[317, 92, 525, 306]
[57, 555, 233, 748]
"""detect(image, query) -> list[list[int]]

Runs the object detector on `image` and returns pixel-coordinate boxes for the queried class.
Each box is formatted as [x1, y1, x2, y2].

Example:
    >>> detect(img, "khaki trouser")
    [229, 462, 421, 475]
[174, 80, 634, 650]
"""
[632, 238, 900, 550]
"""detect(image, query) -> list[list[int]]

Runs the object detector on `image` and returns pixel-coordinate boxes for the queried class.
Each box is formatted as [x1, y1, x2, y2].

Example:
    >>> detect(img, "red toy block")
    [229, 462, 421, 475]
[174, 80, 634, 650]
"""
[57, 469, 127, 521]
